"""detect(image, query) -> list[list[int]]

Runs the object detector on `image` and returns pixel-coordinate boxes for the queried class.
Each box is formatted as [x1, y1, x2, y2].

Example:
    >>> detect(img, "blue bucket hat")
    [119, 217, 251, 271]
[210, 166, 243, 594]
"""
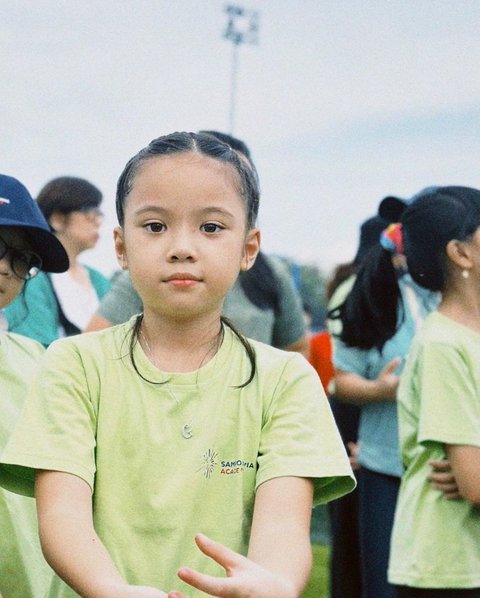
[0, 174, 69, 273]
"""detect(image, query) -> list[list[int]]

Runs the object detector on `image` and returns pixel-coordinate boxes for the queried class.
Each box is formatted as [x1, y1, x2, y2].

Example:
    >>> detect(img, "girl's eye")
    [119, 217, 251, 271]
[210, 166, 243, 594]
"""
[201, 223, 224, 234]
[144, 222, 166, 233]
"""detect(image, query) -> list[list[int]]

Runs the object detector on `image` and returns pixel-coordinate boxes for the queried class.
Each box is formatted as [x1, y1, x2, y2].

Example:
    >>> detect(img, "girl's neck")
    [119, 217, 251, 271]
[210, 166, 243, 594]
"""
[140, 309, 224, 373]
[55, 235, 80, 269]
[439, 285, 480, 334]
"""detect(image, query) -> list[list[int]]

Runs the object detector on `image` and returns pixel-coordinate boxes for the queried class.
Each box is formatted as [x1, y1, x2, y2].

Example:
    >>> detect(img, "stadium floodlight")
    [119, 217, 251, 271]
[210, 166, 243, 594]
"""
[223, 4, 259, 133]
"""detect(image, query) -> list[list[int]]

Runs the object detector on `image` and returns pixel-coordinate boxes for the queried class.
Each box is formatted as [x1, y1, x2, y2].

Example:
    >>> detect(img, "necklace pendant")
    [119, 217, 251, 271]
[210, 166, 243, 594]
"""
[182, 424, 193, 439]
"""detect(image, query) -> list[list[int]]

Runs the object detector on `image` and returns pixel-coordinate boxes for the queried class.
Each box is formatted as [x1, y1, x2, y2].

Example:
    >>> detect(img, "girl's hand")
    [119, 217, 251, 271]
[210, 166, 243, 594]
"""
[347, 441, 361, 471]
[376, 357, 401, 400]
[175, 534, 298, 598]
[428, 459, 461, 500]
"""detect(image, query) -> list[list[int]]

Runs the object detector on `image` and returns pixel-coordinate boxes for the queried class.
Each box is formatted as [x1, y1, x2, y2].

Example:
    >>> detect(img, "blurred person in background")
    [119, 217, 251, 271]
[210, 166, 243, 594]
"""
[329, 192, 439, 598]
[388, 187, 480, 596]
[0, 174, 69, 597]
[4, 176, 111, 346]
[324, 213, 389, 598]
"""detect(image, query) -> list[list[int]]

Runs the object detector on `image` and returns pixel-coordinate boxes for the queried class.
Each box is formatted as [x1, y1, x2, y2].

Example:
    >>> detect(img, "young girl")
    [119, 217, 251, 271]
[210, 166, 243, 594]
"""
[0, 132, 354, 597]
[0, 174, 69, 597]
[388, 186, 480, 596]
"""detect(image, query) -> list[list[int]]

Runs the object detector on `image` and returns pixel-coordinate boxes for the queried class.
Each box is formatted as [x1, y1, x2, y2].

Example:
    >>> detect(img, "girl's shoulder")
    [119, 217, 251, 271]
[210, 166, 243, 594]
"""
[420, 310, 480, 346]
[244, 334, 314, 379]
[1, 331, 45, 360]
[45, 318, 134, 360]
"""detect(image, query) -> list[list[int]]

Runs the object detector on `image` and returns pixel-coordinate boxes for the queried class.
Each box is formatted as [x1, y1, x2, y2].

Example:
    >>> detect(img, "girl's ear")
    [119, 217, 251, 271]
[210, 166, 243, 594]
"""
[446, 239, 472, 272]
[49, 211, 67, 233]
[113, 226, 128, 270]
[241, 228, 260, 271]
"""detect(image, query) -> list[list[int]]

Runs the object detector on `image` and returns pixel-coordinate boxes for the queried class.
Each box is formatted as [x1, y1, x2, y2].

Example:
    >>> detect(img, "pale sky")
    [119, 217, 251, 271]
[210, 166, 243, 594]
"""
[2, 0, 480, 277]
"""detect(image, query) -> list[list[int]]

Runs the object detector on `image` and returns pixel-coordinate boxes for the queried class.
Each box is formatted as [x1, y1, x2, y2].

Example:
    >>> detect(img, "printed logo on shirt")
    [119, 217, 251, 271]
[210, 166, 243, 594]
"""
[198, 448, 219, 479]
[198, 449, 256, 479]
[0, 198, 11, 205]
[220, 459, 255, 476]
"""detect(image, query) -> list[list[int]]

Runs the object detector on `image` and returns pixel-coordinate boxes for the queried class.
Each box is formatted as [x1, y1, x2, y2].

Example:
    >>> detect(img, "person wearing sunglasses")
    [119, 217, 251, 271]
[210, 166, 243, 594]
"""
[4, 176, 111, 346]
[0, 173, 69, 597]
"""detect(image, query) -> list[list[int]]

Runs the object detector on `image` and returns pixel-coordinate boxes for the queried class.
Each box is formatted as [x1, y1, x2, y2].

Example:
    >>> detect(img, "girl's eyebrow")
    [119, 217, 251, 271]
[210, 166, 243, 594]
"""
[198, 207, 235, 219]
[134, 205, 168, 216]
[133, 206, 236, 219]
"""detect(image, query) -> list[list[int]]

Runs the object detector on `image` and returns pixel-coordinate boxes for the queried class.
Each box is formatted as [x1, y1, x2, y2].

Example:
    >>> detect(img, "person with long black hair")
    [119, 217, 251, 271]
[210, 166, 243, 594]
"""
[330, 193, 439, 598]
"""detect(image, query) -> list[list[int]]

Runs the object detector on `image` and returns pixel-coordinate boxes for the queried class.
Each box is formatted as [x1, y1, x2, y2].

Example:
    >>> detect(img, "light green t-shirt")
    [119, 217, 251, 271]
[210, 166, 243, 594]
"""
[0, 320, 354, 596]
[0, 332, 53, 598]
[389, 311, 480, 589]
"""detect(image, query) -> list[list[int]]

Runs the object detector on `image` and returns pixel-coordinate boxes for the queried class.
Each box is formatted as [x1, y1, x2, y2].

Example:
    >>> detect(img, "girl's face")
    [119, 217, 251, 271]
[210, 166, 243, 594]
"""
[0, 229, 32, 309]
[114, 152, 260, 321]
[50, 209, 103, 254]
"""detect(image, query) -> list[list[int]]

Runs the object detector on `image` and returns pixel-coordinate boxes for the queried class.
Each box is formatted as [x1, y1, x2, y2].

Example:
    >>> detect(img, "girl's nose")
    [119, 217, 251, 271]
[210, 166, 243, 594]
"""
[166, 229, 197, 262]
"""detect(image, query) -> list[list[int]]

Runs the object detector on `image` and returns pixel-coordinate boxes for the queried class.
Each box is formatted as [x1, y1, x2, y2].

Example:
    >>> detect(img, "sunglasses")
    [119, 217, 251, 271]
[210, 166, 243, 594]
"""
[0, 236, 42, 280]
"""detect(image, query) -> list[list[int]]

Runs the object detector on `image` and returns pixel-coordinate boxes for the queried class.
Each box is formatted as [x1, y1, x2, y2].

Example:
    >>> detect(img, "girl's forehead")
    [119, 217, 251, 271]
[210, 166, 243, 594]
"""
[133, 152, 240, 190]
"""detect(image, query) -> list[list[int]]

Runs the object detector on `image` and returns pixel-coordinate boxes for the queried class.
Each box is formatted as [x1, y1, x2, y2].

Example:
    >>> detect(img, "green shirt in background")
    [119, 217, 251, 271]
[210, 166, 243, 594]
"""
[0, 321, 354, 596]
[4, 266, 111, 347]
[389, 311, 480, 589]
[0, 332, 53, 598]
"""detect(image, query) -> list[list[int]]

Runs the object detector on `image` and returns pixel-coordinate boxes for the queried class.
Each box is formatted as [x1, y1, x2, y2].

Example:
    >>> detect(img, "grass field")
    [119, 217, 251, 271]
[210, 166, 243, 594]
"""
[302, 504, 330, 597]
[303, 543, 330, 598]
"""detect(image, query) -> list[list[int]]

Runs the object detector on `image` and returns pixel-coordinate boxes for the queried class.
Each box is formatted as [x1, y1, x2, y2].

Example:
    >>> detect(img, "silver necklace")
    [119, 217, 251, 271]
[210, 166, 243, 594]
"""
[139, 328, 194, 439]
[139, 324, 223, 440]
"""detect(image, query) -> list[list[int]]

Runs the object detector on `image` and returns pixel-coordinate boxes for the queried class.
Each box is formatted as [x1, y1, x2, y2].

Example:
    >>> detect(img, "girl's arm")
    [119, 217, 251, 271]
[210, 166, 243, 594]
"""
[35, 470, 169, 598]
[281, 333, 311, 360]
[335, 358, 401, 405]
[176, 476, 314, 597]
[445, 445, 480, 507]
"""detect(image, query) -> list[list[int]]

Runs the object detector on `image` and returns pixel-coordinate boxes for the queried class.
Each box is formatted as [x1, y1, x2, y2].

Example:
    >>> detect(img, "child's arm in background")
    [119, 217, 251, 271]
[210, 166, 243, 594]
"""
[175, 476, 313, 597]
[445, 445, 480, 507]
[335, 358, 401, 405]
[35, 470, 170, 598]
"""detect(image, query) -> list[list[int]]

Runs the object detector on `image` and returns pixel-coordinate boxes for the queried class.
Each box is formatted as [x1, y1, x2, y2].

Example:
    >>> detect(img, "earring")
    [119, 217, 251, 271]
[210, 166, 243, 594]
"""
[462, 269, 470, 279]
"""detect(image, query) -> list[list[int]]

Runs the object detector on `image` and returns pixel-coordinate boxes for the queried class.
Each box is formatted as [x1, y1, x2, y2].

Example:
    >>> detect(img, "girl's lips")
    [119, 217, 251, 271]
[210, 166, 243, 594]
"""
[164, 274, 200, 288]
[168, 279, 198, 288]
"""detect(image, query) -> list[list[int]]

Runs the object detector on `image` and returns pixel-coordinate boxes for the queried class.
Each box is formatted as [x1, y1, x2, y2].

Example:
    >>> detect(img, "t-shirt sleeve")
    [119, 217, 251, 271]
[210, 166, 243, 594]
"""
[256, 354, 355, 504]
[416, 342, 480, 447]
[0, 339, 97, 497]
[96, 271, 143, 325]
[268, 258, 306, 348]
[333, 338, 369, 377]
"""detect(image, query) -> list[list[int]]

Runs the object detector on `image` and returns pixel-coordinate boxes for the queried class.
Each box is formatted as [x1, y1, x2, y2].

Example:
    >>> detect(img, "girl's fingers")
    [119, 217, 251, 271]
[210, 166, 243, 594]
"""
[193, 534, 244, 572]
[177, 567, 230, 596]
[383, 357, 401, 374]
[429, 459, 451, 472]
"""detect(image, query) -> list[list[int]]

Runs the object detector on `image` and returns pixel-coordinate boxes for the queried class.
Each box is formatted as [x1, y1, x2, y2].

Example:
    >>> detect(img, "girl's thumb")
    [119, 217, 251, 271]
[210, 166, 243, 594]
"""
[384, 357, 401, 374]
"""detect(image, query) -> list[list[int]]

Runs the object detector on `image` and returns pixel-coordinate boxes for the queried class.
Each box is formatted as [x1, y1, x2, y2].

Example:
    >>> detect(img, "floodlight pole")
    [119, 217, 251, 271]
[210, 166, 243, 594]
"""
[223, 5, 259, 135]
[228, 39, 240, 134]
